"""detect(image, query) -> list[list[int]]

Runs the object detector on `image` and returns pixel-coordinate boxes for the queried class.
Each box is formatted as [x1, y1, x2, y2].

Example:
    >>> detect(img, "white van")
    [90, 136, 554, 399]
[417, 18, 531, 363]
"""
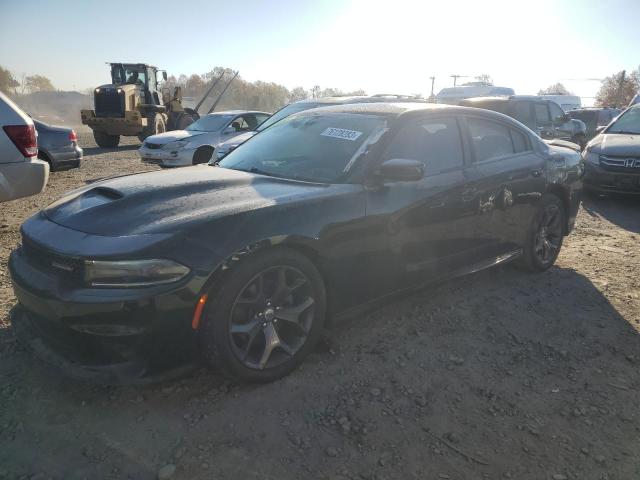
[0, 92, 49, 202]
[435, 83, 515, 105]
[540, 95, 582, 112]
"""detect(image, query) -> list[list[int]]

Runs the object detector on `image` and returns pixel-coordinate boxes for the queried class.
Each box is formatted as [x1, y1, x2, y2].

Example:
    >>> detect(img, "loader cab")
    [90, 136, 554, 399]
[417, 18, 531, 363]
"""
[109, 63, 162, 106]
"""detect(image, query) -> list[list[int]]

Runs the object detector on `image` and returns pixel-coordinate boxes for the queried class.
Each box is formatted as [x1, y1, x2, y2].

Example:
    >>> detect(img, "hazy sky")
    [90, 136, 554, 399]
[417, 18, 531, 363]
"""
[1, 0, 639, 105]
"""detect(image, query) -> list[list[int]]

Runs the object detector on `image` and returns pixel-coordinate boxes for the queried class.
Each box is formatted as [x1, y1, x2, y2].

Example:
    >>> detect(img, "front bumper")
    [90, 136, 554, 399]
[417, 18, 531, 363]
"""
[584, 162, 640, 195]
[139, 145, 195, 167]
[81, 109, 145, 136]
[8, 241, 203, 384]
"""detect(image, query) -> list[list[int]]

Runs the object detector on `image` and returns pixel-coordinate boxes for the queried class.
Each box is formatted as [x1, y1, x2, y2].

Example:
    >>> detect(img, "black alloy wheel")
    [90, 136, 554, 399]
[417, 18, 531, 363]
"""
[516, 193, 565, 272]
[533, 203, 563, 265]
[229, 266, 314, 370]
[200, 248, 326, 382]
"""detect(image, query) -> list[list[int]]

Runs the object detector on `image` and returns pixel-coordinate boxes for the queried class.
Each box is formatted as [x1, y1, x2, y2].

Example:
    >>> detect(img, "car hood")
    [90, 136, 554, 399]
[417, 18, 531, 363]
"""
[43, 166, 334, 236]
[587, 133, 640, 156]
[144, 130, 206, 145]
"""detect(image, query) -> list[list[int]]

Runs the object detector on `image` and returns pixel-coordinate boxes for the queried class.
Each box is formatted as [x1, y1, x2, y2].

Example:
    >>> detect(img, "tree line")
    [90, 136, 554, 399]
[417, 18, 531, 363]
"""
[2, 63, 639, 110]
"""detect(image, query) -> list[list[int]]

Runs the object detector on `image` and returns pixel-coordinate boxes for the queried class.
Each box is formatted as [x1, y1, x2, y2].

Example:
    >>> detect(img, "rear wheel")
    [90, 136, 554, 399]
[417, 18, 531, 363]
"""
[193, 146, 214, 165]
[200, 248, 326, 383]
[93, 131, 120, 148]
[517, 194, 565, 272]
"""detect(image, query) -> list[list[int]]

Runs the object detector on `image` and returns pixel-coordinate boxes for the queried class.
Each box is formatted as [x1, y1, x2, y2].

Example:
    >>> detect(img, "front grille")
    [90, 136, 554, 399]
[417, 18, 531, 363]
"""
[21, 236, 84, 282]
[144, 142, 163, 149]
[600, 155, 640, 172]
[95, 90, 124, 118]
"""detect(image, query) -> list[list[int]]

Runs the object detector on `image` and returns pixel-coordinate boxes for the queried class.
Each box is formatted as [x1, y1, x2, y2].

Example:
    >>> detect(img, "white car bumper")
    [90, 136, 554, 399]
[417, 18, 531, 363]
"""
[138, 145, 196, 168]
[0, 158, 49, 202]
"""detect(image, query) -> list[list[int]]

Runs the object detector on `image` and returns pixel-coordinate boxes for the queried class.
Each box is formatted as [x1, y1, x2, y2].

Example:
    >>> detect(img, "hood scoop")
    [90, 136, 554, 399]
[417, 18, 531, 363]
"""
[45, 186, 123, 222]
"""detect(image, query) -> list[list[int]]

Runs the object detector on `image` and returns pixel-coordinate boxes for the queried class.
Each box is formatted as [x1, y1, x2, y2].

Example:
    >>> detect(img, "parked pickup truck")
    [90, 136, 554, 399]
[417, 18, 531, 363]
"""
[0, 92, 49, 202]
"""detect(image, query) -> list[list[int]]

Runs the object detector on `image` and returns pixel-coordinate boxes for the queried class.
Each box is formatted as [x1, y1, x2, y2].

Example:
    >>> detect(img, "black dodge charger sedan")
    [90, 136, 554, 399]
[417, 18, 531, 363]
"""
[9, 103, 583, 383]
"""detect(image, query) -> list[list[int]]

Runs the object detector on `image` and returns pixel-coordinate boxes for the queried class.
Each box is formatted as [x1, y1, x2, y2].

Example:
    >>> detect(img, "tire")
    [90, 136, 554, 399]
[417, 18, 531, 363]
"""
[200, 247, 326, 383]
[138, 113, 165, 142]
[516, 193, 565, 272]
[192, 146, 214, 165]
[93, 131, 120, 148]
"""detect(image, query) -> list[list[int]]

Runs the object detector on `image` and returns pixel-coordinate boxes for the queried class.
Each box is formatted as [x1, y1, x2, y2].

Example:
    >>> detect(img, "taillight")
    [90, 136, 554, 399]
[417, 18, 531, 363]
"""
[3, 124, 38, 157]
[69, 130, 78, 142]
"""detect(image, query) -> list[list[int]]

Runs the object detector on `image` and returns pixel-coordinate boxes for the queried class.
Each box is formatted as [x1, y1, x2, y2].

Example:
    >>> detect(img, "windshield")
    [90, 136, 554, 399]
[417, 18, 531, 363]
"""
[256, 102, 325, 132]
[186, 115, 233, 132]
[607, 108, 640, 134]
[111, 65, 146, 86]
[218, 112, 387, 183]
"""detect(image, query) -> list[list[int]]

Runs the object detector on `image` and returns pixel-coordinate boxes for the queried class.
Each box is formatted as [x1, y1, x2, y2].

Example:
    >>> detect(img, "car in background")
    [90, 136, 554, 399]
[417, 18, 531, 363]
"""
[434, 83, 515, 105]
[214, 94, 426, 160]
[582, 104, 640, 195]
[0, 92, 49, 203]
[33, 119, 82, 170]
[10, 103, 582, 384]
[569, 108, 621, 141]
[460, 96, 588, 148]
[138, 110, 270, 167]
[540, 95, 582, 112]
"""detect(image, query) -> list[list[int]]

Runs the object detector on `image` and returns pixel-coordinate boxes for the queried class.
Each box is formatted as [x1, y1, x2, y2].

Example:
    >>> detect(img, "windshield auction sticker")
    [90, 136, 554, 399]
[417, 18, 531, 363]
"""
[321, 127, 363, 141]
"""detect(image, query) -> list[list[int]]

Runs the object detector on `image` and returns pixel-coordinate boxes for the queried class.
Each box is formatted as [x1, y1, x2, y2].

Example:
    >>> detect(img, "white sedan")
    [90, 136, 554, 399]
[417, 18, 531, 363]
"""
[138, 110, 269, 167]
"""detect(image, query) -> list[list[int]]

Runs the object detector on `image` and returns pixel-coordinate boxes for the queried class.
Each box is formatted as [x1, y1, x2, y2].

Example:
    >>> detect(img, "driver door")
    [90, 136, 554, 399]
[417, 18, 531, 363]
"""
[549, 102, 573, 141]
[364, 115, 483, 289]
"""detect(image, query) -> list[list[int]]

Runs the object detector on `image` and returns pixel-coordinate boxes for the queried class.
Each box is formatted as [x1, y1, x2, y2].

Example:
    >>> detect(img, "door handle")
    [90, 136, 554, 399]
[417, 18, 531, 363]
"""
[530, 169, 542, 177]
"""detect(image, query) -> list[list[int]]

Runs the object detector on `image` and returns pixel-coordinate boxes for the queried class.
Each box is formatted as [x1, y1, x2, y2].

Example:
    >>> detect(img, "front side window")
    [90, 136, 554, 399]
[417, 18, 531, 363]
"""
[218, 112, 388, 183]
[230, 117, 250, 132]
[549, 102, 566, 123]
[534, 103, 551, 123]
[607, 107, 640, 134]
[383, 117, 464, 174]
[468, 117, 516, 162]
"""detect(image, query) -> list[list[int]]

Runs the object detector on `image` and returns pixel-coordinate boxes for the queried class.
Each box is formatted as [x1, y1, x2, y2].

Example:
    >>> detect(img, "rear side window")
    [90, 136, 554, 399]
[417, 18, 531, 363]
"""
[468, 118, 519, 162]
[513, 102, 532, 124]
[384, 117, 464, 174]
[510, 128, 530, 153]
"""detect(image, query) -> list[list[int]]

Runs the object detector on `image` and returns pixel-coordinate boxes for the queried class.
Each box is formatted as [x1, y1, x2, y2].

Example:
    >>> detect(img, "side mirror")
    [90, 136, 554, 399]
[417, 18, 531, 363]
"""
[556, 113, 570, 123]
[595, 125, 607, 134]
[162, 71, 168, 81]
[377, 159, 424, 182]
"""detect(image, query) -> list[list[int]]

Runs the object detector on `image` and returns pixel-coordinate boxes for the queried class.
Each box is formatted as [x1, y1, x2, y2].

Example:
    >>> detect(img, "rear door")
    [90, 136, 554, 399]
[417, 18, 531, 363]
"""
[464, 115, 546, 256]
[365, 114, 483, 286]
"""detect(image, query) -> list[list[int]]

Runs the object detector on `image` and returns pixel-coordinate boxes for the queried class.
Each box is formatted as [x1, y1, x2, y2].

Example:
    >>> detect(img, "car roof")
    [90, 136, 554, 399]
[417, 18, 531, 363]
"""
[204, 110, 270, 116]
[295, 102, 536, 134]
[294, 95, 425, 106]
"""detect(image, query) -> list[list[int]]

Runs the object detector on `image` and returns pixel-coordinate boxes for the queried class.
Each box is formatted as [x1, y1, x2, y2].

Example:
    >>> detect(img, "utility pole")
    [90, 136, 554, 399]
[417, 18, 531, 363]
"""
[429, 76, 435, 97]
[450, 74, 461, 86]
[616, 70, 626, 108]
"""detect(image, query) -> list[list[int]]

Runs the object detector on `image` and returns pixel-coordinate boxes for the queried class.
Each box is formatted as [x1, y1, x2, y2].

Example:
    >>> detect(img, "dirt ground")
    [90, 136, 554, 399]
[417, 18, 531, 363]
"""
[0, 132, 638, 480]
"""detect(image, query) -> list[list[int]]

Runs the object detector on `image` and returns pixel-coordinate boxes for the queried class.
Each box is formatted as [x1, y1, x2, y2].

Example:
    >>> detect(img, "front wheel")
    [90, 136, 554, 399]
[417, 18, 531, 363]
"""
[193, 146, 214, 165]
[516, 194, 565, 272]
[200, 248, 326, 383]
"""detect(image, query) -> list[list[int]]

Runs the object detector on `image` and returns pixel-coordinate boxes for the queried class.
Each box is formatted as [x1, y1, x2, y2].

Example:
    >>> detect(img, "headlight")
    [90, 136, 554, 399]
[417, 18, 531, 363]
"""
[84, 259, 190, 287]
[583, 151, 600, 165]
[162, 140, 189, 150]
